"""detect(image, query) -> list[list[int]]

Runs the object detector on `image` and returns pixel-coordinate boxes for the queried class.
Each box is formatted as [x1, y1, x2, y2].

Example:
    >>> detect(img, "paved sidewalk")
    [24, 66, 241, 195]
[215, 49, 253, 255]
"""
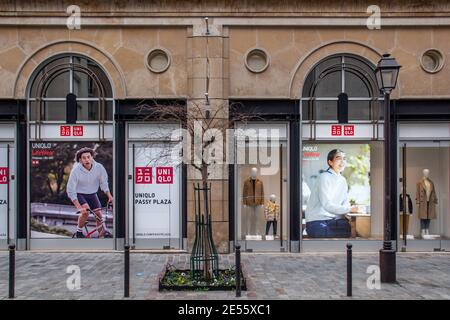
[0, 251, 449, 300]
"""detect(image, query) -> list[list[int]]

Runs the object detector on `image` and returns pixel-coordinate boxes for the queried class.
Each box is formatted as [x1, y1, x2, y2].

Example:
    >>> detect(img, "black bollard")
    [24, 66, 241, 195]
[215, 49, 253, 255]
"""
[347, 243, 352, 297]
[9, 244, 15, 299]
[124, 244, 130, 298]
[235, 244, 241, 297]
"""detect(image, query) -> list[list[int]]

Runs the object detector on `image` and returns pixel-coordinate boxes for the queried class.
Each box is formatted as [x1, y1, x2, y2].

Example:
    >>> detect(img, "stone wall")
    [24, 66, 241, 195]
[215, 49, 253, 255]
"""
[2, 25, 450, 100]
[228, 26, 450, 99]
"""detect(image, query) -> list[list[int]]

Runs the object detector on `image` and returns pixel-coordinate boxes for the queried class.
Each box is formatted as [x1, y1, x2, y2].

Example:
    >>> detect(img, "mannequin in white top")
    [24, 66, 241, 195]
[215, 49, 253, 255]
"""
[423, 169, 431, 200]
[250, 167, 257, 180]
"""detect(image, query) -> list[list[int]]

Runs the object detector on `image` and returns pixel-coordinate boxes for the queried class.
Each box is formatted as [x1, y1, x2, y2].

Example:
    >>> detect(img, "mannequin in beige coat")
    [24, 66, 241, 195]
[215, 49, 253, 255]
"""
[416, 169, 438, 237]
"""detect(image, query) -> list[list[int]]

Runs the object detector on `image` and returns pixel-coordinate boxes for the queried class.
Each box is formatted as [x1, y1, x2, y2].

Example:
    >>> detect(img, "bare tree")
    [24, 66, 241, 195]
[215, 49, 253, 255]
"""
[136, 99, 261, 280]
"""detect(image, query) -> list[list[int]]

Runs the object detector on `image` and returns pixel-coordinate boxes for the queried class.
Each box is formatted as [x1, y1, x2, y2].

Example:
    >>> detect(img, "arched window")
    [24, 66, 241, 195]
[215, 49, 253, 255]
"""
[301, 54, 381, 121]
[28, 54, 113, 122]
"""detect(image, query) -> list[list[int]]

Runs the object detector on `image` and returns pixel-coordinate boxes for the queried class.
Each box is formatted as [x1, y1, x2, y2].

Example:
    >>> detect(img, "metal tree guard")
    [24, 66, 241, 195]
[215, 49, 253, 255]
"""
[190, 183, 219, 280]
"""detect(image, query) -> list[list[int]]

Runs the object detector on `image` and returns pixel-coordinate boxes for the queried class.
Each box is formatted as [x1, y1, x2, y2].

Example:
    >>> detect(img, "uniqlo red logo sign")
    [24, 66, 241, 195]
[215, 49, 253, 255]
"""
[59, 125, 84, 137]
[73, 126, 84, 136]
[343, 125, 355, 136]
[331, 125, 355, 136]
[60, 126, 71, 136]
[156, 167, 173, 184]
[331, 125, 342, 136]
[0, 167, 8, 184]
[135, 167, 152, 184]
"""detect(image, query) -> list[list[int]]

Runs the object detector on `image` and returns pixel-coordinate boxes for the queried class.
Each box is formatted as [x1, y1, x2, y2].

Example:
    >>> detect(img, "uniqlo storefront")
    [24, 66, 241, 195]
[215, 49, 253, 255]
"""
[126, 122, 183, 249]
[0, 123, 16, 249]
[299, 121, 385, 251]
[397, 120, 450, 252]
[26, 54, 116, 250]
[23, 53, 186, 251]
[232, 53, 390, 252]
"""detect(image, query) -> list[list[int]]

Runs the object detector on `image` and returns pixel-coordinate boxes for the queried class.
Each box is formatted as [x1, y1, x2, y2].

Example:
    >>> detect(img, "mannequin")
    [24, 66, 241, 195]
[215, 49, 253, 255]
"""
[399, 186, 413, 238]
[242, 167, 264, 237]
[251, 167, 257, 180]
[416, 169, 438, 238]
[264, 194, 280, 239]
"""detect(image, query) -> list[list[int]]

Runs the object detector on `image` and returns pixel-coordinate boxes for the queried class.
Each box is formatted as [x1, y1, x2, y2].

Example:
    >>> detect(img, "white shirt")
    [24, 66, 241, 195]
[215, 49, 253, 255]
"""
[305, 168, 350, 222]
[66, 160, 110, 201]
[302, 180, 311, 205]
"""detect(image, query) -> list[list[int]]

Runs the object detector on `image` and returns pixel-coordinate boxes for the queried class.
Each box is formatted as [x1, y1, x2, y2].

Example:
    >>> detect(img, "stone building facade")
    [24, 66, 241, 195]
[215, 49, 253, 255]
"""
[1, 1, 450, 253]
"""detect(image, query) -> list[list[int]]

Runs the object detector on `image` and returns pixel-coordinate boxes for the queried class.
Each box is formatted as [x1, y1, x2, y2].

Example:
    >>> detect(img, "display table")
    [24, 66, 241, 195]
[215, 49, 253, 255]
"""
[346, 213, 371, 238]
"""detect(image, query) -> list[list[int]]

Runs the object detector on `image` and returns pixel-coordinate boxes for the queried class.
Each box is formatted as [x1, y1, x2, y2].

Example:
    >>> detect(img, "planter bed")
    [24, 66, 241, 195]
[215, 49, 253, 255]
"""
[159, 265, 247, 291]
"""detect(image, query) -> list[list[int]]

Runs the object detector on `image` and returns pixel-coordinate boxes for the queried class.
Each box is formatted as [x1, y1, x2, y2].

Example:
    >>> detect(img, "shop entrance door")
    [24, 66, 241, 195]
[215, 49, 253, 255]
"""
[399, 140, 450, 251]
[127, 124, 181, 249]
[0, 140, 15, 249]
[235, 123, 289, 252]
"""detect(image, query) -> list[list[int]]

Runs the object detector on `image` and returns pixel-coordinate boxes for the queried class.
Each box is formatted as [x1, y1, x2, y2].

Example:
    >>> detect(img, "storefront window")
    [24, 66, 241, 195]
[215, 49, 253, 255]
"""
[235, 123, 288, 250]
[127, 123, 182, 249]
[28, 55, 113, 122]
[129, 142, 181, 247]
[399, 141, 450, 241]
[301, 142, 384, 240]
[30, 142, 114, 239]
[0, 143, 12, 242]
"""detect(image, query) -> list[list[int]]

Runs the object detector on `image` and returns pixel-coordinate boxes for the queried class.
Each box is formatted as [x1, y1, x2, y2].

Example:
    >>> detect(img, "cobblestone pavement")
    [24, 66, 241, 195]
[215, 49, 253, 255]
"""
[0, 251, 449, 300]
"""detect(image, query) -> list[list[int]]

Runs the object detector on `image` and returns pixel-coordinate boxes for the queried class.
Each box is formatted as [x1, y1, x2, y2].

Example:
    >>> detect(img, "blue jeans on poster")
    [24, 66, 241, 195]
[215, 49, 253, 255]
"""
[306, 218, 351, 238]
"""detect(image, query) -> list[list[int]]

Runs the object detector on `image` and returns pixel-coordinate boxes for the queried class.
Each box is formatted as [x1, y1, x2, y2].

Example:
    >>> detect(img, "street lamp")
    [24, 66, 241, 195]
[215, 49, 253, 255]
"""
[375, 53, 401, 283]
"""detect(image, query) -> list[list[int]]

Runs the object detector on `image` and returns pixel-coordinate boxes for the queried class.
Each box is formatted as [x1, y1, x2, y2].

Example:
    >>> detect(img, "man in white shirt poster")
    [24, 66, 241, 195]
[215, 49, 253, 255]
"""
[305, 149, 358, 238]
[66, 147, 113, 238]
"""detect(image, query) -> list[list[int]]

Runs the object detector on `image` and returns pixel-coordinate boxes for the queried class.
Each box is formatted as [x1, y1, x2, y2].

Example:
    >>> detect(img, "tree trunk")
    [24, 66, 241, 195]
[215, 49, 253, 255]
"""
[201, 164, 212, 280]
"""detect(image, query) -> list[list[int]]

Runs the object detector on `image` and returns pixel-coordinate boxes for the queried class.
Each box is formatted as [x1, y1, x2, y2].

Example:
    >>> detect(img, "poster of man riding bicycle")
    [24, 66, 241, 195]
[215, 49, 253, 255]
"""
[30, 142, 113, 239]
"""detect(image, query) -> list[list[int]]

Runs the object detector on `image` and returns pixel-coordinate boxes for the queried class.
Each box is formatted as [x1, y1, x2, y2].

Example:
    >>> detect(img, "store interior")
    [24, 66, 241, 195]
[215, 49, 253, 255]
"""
[399, 141, 450, 240]
[236, 137, 288, 243]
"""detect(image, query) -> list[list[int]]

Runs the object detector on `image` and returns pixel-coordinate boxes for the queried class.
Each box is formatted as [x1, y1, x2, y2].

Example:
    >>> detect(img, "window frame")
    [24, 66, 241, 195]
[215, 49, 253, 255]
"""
[27, 54, 114, 123]
[301, 54, 383, 122]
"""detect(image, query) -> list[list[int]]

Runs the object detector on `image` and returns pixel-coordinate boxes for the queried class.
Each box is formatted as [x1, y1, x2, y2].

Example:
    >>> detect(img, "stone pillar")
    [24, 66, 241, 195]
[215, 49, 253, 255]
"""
[186, 20, 230, 253]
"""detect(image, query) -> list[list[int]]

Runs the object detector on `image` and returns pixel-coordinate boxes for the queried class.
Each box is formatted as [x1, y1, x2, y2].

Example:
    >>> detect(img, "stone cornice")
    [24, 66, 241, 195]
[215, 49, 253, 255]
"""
[2, 16, 450, 26]
[1, 0, 450, 17]
[0, 0, 450, 13]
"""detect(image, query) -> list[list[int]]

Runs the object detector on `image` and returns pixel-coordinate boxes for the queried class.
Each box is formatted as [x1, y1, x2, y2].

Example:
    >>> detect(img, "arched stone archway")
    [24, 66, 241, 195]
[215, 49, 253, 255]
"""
[289, 41, 383, 99]
[14, 40, 126, 99]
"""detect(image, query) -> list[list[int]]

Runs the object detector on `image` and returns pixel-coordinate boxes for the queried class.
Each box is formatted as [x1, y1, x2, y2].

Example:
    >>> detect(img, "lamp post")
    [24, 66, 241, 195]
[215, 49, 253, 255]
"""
[375, 53, 401, 283]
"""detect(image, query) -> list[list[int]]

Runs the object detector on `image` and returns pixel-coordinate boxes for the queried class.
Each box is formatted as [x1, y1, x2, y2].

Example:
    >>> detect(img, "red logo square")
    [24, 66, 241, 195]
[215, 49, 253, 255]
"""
[73, 126, 84, 136]
[156, 167, 173, 184]
[0, 167, 8, 184]
[344, 125, 355, 136]
[60, 126, 71, 136]
[135, 167, 152, 184]
[331, 125, 342, 136]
